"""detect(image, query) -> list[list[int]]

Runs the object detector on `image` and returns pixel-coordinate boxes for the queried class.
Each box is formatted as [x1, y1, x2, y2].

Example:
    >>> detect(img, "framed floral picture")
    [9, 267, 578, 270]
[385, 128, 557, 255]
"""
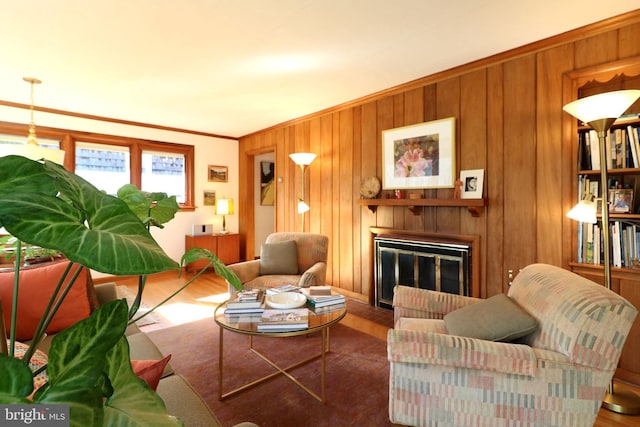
[382, 117, 456, 189]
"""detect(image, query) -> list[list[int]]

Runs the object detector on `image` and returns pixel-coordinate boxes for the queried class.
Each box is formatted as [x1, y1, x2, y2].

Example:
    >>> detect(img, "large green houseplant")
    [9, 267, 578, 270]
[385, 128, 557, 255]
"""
[0, 155, 241, 426]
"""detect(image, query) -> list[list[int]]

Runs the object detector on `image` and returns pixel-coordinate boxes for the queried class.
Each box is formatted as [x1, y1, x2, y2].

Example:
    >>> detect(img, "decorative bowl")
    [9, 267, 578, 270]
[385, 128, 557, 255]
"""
[266, 292, 307, 309]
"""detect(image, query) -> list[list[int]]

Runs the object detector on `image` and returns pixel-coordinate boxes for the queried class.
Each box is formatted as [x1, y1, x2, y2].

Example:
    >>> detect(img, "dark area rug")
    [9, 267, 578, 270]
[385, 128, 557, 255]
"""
[148, 317, 396, 427]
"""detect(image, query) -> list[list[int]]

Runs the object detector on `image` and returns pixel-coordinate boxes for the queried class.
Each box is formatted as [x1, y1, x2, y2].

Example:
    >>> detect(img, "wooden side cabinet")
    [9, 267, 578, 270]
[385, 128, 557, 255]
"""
[184, 233, 240, 273]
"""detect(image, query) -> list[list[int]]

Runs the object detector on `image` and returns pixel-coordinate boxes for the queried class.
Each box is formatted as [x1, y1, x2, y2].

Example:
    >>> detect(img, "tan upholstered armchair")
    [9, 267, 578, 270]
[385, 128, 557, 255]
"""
[388, 263, 638, 427]
[226, 232, 329, 293]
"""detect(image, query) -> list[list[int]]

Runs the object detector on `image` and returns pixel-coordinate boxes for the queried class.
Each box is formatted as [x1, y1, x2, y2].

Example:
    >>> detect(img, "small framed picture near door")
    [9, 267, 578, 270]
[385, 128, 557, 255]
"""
[460, 169, 484, 199]
[208, 165, 228, 182]
[260, 161, 275, 205]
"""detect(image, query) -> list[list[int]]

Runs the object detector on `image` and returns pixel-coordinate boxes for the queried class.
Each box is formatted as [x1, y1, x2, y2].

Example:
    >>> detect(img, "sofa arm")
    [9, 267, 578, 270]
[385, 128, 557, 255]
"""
[94, 282, 118, 306]
[298, 262, 326, 287]
[387, 328, 537, 377]
[392, 285, 481, 323]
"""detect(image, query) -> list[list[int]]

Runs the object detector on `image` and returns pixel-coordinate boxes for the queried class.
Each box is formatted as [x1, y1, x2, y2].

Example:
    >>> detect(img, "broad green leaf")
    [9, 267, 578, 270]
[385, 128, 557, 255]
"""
[0, 353, 34, 401]
[0, 156, 178, 275]
[34, 300, 129, 425]
[103, 338, 180, 426]
[117, 184, 179, 229]
[181, 247, 243, 291]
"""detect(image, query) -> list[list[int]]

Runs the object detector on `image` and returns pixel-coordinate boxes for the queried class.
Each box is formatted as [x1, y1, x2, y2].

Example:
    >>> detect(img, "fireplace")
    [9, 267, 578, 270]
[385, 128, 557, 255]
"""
[371, 228, 480, 309]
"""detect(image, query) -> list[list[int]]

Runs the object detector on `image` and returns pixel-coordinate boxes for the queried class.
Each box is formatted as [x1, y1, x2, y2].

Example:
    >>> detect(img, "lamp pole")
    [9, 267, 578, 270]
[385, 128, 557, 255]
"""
[289, 152, 316, 232]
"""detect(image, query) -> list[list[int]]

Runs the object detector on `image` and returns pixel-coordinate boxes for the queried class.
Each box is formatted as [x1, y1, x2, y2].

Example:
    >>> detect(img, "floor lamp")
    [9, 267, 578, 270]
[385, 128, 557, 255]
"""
[289, 152, 316, 231]
[563, 89, 640, 414]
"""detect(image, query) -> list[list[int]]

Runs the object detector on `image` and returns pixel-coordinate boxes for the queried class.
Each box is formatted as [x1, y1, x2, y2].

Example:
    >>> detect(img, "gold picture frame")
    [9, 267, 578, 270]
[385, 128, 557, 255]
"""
[382, 117, 456, 189]
[208, 165, 228, 182]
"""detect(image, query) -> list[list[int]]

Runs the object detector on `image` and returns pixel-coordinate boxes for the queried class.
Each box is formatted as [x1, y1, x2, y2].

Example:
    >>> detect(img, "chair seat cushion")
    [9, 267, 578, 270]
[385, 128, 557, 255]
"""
[259, 240, 298, 275]
[443, 293, 538, 342]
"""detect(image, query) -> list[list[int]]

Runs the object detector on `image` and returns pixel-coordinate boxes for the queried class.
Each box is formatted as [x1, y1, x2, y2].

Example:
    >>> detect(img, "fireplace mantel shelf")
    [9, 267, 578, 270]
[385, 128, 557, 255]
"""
[358, 198, 486, 217]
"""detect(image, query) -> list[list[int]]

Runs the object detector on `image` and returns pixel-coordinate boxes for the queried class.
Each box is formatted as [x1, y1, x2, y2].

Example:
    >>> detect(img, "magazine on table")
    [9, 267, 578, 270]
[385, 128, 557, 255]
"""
[257, 308, 309, 331]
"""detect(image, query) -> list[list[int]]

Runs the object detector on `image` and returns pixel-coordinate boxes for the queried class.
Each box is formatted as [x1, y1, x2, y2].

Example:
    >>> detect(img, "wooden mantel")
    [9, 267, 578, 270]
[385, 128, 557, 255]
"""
[358, 197, 486, 216]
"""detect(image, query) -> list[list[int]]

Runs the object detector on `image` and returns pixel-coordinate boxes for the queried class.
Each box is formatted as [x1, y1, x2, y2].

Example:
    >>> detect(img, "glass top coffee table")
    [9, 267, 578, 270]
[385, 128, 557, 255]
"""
[214, 301, 347, 402]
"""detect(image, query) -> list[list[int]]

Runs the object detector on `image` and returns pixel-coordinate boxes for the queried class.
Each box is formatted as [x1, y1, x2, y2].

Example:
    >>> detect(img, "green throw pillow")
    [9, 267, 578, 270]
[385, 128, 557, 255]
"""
[259, 240, 299, 275]
[443, 294, 538, 342]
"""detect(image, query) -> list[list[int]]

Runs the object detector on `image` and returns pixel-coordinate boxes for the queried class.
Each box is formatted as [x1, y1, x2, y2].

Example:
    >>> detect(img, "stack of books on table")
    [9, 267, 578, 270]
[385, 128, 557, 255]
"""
[224, 289, 265, 317]
[301, 286, 346, 309]
[257, 308, 309, 331]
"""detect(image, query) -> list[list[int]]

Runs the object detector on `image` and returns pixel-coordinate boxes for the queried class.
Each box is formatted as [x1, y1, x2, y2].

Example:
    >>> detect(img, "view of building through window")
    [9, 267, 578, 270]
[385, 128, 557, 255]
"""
[142, 149, 186, 203]
[75, 142, 186, 203]
[75, 142, 131, 196]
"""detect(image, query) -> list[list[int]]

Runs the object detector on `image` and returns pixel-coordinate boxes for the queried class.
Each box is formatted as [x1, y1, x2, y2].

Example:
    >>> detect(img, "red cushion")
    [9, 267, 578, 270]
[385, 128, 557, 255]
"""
[131, 354, 172, 391]
[0, 260, 92, 340]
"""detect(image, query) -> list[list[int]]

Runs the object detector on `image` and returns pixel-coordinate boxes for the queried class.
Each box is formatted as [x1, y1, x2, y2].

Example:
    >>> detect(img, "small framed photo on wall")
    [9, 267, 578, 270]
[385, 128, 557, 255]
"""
[208, 165, 228, 182]
[459, 169, 484, 199]
[260, 161, 275, 206]
[203, 191, 216, 206]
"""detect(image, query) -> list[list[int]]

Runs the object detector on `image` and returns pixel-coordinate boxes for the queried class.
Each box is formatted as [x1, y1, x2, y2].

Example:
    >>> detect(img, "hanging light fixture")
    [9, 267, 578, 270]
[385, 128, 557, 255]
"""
[0, 77, 65, 164]
[24, 77, 41, 146]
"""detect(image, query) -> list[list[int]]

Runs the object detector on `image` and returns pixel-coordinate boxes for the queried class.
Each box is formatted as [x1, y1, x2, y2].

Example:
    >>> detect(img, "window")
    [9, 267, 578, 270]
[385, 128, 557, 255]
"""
[141, 149, 186, 203]
[75, 142, 131, 196]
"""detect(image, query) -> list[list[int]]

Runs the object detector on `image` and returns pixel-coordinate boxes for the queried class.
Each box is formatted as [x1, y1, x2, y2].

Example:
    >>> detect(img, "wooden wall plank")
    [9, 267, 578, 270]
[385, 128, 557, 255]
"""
[574, 31, 619, 69]
[503, 55, 537, 273]
[339, 109, 355, 291]
[459, 69, 488, 292]
[319, 115, 334, 283]
[486, 64, 505, 296]
[536, 44, 575, 266]
[360, 101, 378, 301]
[619, 22, 640, 58]
[309, 116, 322, 234]
[352, 106, 363, 294]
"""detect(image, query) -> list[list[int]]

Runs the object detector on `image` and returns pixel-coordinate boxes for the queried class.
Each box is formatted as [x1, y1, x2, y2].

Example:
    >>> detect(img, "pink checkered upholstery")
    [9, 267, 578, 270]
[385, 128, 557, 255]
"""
[227, 232, 328, 292]
[388, 263, 637, 426]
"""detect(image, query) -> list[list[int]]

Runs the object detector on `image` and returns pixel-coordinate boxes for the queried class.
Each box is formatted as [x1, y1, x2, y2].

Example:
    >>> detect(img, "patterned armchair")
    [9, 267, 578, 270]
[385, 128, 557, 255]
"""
[226, 232, 329, 293]
[388, 263, 638, 427]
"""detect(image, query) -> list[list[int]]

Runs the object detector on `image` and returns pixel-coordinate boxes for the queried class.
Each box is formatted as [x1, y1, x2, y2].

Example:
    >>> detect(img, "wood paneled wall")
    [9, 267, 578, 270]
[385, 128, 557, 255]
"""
[238, 11, 640, 302]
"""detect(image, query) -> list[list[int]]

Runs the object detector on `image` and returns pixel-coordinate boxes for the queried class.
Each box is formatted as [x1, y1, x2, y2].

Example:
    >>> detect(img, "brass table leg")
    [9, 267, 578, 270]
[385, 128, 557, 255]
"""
[218, 326, 223, 400]
[218, 327, 332, 402]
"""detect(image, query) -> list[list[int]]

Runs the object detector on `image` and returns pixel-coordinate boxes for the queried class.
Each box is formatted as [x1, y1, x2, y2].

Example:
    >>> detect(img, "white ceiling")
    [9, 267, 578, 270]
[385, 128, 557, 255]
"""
[1, 1, 639, 138]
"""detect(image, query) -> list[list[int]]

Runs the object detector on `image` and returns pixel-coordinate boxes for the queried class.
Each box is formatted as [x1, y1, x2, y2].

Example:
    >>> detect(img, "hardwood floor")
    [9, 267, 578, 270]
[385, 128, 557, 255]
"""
[109, 270, 640, 426]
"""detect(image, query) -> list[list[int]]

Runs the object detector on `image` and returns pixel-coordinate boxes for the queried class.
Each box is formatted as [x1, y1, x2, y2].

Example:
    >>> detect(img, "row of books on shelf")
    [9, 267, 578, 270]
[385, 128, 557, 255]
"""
[578, 124, 640, 170]
[577, 220, 640, 268]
